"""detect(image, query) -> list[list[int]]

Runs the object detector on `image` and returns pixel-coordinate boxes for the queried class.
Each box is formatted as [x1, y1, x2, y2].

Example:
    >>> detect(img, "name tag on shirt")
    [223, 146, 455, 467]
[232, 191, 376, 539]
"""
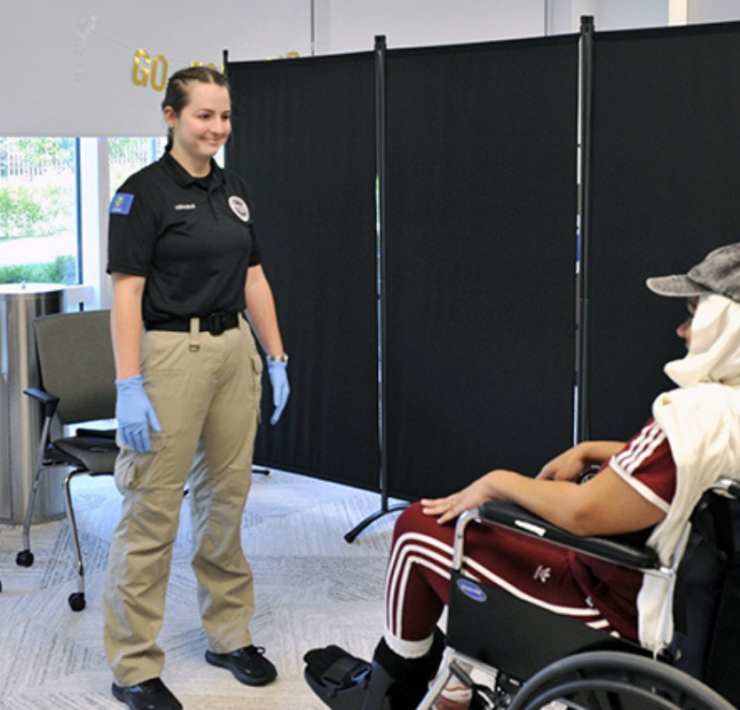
[110, 193, 135, 215]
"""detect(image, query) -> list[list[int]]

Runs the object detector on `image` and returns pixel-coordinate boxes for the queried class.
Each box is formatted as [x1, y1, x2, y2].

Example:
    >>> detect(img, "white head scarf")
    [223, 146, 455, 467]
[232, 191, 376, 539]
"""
[640, 292, 740, 651]
[664, 294, 740, 388]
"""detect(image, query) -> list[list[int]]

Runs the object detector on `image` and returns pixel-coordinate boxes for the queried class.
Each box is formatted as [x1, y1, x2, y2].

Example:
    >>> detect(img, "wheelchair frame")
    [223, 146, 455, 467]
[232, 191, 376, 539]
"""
[418, 478, 740, 710]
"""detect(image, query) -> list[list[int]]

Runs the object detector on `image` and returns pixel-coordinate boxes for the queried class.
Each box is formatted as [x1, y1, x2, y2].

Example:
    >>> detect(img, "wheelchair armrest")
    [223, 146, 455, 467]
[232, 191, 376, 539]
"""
[715, 477, 740, 499]
[23, 387, 60, 419]
[478, 501, 661, 571]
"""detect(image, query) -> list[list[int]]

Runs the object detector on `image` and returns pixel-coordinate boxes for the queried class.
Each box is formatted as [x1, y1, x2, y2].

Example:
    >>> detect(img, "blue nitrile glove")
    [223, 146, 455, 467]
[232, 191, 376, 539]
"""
[115, 375, 161, 453]
[267, 361, 290, 425]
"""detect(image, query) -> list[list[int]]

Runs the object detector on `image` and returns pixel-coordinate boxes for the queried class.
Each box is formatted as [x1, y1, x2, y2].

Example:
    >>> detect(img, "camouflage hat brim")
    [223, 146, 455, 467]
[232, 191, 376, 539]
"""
[646, 275, 712, 298]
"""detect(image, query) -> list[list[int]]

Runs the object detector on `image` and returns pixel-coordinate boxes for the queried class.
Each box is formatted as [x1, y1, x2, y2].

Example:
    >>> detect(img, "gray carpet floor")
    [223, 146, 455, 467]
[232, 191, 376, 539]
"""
[0, 469, 402, 709]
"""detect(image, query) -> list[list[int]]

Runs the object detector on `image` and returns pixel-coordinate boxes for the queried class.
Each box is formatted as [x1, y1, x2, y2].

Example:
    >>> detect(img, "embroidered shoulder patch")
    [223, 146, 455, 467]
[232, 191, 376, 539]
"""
[228, 196, 250, 222]
[110, 193, 135, 215]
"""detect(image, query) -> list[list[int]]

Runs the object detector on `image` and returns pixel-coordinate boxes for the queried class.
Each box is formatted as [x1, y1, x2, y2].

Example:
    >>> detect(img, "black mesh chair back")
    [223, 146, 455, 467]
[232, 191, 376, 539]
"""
[15, 309, 118, 611]
[34, 309, 116, 425]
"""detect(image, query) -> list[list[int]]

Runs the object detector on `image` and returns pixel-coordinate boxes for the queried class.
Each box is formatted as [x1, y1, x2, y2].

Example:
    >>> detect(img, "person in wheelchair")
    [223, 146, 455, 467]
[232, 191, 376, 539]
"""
[304, 243, 740, 710]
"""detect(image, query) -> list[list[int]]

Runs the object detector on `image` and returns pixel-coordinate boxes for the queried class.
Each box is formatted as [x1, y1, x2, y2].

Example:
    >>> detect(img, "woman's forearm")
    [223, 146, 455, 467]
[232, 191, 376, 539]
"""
[485, 464, 664, 537]
[245, 265, 285, 358]
[111, 273, 145, 380]
[484, 469, 588, 532]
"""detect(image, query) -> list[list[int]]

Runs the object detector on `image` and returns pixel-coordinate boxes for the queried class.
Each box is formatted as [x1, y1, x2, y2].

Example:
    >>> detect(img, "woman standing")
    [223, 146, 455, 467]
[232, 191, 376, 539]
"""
[104, 66, 290, 710]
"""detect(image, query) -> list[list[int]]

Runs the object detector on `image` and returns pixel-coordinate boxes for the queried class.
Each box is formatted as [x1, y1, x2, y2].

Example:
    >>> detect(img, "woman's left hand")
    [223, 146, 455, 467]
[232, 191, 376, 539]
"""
[420, 473, 497, 525]
[267, 361, 290, 424]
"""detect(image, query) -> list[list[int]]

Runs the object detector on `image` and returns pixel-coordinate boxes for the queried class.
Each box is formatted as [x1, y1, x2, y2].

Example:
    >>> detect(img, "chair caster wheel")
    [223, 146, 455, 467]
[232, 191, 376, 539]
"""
[68, 592, 86, 612]
[16, 550, 34, 567]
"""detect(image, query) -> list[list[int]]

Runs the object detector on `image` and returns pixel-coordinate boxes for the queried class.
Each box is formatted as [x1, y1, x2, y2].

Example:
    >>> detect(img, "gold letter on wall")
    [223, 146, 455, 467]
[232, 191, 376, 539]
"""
[132, 48, 151, 87]
[150, 55, 169, 92]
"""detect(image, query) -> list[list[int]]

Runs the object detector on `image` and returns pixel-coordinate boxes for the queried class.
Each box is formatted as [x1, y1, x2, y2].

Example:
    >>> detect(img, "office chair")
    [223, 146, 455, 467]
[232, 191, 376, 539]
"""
[420, 477, 740, 709]
[15, 309, 118, 612]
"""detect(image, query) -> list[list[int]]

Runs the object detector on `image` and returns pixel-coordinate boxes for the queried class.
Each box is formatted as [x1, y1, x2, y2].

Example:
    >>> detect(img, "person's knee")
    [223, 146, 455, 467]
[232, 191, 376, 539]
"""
[392, 501, 440, 543]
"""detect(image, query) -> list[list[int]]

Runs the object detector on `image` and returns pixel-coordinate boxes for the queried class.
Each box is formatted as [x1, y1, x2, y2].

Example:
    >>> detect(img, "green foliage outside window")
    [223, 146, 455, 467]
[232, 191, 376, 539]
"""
[0, 184, 66, 239]
[9, 137, 76, 172]
[0, 256, 77, 285]
[0, 137, 78, 285]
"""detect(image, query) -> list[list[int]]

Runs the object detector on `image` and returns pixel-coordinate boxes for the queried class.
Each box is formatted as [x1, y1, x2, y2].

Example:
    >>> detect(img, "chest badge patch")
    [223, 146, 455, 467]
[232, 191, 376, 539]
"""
[229, 196, 250, 222]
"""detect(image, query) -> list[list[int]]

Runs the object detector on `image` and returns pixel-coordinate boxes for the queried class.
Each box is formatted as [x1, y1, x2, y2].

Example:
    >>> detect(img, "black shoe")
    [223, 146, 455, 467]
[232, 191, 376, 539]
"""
[304, 645, 373, 709]
[205, 644, 278, 686]
[111, 678, 183, 710]
[305, 631, 446, 710]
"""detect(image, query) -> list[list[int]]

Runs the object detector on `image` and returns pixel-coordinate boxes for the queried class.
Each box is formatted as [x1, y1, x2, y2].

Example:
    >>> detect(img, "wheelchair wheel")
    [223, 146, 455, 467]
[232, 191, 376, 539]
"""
[507, 650, 733, 710]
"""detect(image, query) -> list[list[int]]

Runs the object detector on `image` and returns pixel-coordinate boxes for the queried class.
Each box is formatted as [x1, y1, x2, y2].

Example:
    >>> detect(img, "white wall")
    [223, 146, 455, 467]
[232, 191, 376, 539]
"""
[2, 0, 739, 138]
[0, 0, 677, 138]
[548, 0, 671, 33]
[2, 0, 311, 137]
[688, 0, 740, 23]
[315, 0, 547, 55]
[2, 0, 738, 307]
[579, 0, 671, 31]
[1, 0, 549, 137]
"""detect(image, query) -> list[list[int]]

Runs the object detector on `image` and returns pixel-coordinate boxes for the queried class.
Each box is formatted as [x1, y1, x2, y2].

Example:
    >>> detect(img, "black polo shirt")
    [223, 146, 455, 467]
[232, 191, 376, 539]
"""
[107, 152, 262, 325]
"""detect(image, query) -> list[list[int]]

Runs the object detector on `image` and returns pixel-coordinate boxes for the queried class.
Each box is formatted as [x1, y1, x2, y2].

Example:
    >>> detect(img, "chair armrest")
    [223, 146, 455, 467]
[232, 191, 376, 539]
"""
[478, 501, 661, 571]
[23, 387, 60, 419]
[75, 427, 117, 440]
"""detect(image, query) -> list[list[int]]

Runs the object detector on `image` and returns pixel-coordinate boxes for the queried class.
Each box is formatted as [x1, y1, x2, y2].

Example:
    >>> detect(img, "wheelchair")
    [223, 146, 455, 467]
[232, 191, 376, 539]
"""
[418, 477, 740, 710]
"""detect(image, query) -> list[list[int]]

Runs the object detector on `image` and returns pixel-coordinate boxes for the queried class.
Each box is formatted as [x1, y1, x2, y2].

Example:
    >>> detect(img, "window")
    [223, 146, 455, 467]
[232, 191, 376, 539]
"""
[107, 137, 224, 196]
[108, 137, 166, 198]
[0, 136, 227, 304]
[0, 137, 79, 285]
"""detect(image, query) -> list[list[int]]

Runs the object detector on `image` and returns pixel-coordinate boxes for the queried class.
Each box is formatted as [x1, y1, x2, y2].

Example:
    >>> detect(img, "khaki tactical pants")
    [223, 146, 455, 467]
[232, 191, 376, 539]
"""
[104, 318, 262, 686]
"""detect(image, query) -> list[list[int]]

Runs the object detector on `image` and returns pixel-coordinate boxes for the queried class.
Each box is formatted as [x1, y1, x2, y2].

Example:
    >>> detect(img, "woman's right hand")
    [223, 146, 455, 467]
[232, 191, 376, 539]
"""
[537, 440, 626, 482]
[537, 444, 590, 482]
[115, 375, 161, 452]
[420, 473, 499, 525]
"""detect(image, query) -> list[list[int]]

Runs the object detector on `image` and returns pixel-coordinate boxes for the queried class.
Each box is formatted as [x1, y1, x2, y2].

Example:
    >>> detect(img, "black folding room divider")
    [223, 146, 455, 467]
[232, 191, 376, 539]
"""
[225, 18, 740, 515]
[586, 21, 740, 442]
[383, 37, 579, 499]
[226, 36, 580, 504]
[226, 54, 380, 491]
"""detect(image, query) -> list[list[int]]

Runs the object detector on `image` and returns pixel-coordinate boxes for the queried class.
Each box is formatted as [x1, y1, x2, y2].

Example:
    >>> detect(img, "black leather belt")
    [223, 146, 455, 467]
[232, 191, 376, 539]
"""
[146, 312, 240, 336]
